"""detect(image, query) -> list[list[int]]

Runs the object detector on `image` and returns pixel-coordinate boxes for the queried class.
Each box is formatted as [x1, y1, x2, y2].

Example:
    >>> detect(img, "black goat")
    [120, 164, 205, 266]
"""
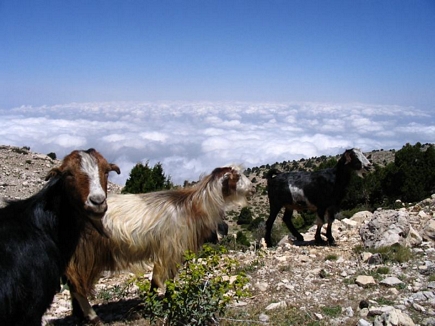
[265, 148, 371, 247]
[0, 149, 120, 326]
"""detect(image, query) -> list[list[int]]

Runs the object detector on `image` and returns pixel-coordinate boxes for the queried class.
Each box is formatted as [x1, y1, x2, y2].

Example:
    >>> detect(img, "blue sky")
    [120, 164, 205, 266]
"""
[0, 1, 434, 185]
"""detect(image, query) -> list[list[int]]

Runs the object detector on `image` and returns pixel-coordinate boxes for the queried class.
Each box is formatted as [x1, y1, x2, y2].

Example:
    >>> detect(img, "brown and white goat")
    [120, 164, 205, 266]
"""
[265, 148, 371, 247]
[0, 149, 120, 326]
[64, 165, 255, 323]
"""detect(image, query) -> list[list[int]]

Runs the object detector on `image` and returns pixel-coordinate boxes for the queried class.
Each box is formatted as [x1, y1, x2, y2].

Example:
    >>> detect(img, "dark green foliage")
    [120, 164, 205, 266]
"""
[236, 231, 250, 247]
[12, 147, 30, 154]
[314, 157, 337, 171]
[46, 152, 56, 160]
[237, 207, 253, 225]
[247, 217, 264, 231]
[137, 245, 249, 325]
[297, 212, 317, 232]
[383, 142, 435, 203]
[122, 161, 172, 194]
[292, 215, 305, 229]
[340, 173, 368, 209]
[321, 305, 341, 318]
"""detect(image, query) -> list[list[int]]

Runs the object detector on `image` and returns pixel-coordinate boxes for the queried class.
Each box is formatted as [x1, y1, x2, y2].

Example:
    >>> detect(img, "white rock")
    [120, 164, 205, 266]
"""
[255, 282, 269, 292]
[380, 277, 404, 287]
[357, 318, 372, 326]
[395, 310, 416, 326]
[345, 306, 354, 317]
[341, 218, 358, 229]
[352, 211, 374, 224]
[355, 275, 376, 287]
[412, 302, 426, 312]
[259, 313, 269, 322]
[265, 301, 287, 310]
[361, 252, 373, 262]
[314, 313, 323, 320]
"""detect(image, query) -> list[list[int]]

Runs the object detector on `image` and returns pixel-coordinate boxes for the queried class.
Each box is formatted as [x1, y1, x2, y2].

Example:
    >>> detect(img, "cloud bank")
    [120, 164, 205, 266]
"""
[1, 102, 433, 185]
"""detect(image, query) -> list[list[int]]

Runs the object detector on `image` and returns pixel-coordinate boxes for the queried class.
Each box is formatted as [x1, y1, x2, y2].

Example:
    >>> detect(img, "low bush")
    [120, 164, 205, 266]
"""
[136, 245, 249, 325]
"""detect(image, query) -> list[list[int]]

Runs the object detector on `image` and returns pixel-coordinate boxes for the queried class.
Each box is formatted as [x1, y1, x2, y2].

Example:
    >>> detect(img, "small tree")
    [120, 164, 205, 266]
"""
[122, 161, 172, 194]
[46, 152, 57, 160]
[236, 207, 253, 225]
[382, 143, 435, 203]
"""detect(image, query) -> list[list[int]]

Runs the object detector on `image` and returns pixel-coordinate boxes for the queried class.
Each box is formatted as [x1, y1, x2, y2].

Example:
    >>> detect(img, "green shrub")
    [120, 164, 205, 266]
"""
[324, 254, 338, 261]
[237, 207, 253, 225]
[353, 244, 411, 264]
[372, 245, 412, 263]
[47, 152, 57, 160]
[137, 245, 249, 325]
[248, 217, 263, 231]
[96, 283, 132, 302]
[236, 231, 250, 247]
[321, 305, 341, 317]
[376, 266, 390, 274]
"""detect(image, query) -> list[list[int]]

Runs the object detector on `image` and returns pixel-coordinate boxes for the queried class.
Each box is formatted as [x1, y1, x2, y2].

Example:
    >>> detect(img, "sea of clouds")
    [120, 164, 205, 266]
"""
[0, 101, 433, 185]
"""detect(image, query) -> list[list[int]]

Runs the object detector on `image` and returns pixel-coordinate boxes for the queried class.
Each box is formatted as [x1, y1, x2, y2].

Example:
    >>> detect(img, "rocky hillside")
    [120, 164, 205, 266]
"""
[2, 145, 435, 326]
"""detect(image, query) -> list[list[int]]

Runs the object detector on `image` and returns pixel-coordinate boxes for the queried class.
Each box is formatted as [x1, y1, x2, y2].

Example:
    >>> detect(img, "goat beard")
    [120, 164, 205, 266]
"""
[86, 217, 108, 238]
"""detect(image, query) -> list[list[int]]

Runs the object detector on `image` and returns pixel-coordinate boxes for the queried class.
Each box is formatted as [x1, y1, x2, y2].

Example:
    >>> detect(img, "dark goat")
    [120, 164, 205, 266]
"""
[0, 149, 120, 326]
[265, 148, 371, 247]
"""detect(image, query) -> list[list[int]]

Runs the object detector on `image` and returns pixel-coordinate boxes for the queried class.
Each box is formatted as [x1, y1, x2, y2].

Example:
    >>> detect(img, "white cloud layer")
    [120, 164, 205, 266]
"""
[1, 101, 433, 185]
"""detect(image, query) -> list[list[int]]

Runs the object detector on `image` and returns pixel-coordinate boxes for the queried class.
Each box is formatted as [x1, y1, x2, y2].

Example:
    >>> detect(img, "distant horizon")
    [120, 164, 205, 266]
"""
[1, 101, 433, 185]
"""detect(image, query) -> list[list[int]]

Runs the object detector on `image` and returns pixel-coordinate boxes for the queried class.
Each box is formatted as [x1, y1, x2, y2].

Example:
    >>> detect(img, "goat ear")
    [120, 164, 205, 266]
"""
[110, 164, 121, 175]
[222, 171, 232, 180]
[45, 167, 62, 181]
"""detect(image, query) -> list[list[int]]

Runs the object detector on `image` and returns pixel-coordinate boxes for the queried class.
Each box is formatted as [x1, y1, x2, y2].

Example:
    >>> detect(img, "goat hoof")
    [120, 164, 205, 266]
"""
[89, 316, 103, 325]
[314, 238, 328, 246]
[328, 238, 336, 246]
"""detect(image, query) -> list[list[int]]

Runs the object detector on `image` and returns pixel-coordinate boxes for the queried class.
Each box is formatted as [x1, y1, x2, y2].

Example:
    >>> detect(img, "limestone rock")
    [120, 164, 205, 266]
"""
[359, 210, 410, 248]
[423, 219, 435, 242]
[380, 277, 404, 287]
[355, 275, 376, 287]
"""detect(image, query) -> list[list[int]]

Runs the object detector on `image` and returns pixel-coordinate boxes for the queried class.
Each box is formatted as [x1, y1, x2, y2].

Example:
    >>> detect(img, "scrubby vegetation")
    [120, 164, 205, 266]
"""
[136, 245, 249, 325]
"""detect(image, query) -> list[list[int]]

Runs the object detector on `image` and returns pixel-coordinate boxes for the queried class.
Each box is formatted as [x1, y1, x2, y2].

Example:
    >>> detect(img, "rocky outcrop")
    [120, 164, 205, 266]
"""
[359, 210, 411, 248]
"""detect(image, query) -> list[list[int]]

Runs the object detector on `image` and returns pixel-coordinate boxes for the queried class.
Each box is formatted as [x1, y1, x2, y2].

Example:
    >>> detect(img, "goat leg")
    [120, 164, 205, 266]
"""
[71, 291, 102, 324]
[326, 222, 335, 245]
[282, 208, 304, 242]
[265, 206, 281, 247]
[314, 215, 328, 245]
[314, 224, 327, 245]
